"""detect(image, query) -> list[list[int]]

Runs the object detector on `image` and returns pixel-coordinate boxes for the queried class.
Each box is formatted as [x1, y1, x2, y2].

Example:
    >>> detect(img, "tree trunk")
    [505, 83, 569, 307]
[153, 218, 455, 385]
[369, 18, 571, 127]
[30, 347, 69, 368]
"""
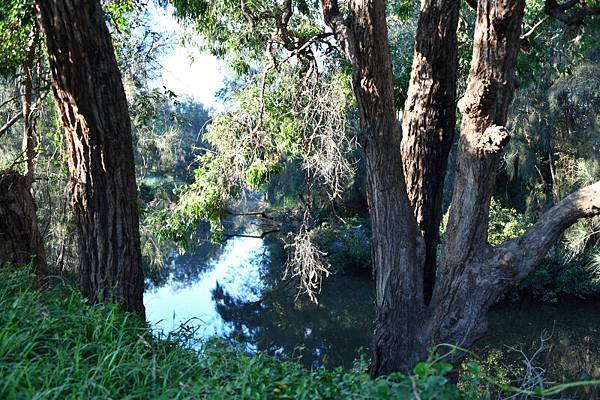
[323, 0, 600, 377]
[0, 23, 48, 279]
[0, 172, 47, 277]
[322, 0, 426, 375]
[22, 24, 37, 187]
[35, 0, 145, 318]
[428, 0, 527, 354]
[400, 0, 460, 303]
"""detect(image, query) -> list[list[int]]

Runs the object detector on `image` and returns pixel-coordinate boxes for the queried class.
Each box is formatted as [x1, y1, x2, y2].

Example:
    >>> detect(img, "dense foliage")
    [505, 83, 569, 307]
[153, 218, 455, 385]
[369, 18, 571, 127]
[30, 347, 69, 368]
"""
[0, 0, 599, 396]
[148, 0, 600, 301]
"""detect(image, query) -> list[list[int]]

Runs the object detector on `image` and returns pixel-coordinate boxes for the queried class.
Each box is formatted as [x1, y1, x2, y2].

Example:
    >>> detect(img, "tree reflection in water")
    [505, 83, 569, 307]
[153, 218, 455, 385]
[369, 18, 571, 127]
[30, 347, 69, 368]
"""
[144, 233, 600, 387]
[212, 268, 375, 369]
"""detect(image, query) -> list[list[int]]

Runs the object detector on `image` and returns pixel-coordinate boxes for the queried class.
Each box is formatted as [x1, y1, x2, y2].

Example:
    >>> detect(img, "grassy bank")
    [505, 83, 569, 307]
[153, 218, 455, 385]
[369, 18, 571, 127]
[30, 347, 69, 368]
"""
[3, 268, 598, 399]
[0, 269, 467, 399]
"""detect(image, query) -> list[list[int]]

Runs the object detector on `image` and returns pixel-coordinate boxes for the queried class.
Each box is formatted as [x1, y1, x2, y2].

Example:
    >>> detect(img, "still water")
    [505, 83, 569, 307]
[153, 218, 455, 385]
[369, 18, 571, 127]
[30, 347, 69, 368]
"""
[144, 235, 600, 382]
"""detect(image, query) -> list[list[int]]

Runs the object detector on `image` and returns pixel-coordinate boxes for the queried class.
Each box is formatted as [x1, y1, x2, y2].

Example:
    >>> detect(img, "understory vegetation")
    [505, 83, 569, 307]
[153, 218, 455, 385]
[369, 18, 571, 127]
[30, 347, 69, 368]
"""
[2, 268, 597, 399]
[0, 269, 461, 399]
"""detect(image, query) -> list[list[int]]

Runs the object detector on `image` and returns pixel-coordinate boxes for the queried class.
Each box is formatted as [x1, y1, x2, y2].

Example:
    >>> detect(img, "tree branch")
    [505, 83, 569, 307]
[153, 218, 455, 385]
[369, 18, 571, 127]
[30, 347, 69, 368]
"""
[280, 0, 293, 26]
[0, 85, 50, 141]
[544, 0, 600, 26]
[226, 209, 279, 222]
[223, 228, 280, 239]
[320, 0, 358, 67]
[0, 95, 19, 110]
[521, 15, 549, 39]
[495, 181, 600, 280]
[464, 0, 477, 11]
[0, 113, 23, 140]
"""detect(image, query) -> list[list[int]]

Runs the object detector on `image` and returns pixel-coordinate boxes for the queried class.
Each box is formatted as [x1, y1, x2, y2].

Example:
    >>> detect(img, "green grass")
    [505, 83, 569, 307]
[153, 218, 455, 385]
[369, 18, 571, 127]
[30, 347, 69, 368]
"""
[2, 268, 598, 399]
[0, 269, 465, 399]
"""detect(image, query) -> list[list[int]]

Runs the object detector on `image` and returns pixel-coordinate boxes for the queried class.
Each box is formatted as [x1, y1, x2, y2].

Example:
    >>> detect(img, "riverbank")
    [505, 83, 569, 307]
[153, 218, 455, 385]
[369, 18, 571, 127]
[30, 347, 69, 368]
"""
[3, 268, 598, 398]
[0, 268, 467, 399]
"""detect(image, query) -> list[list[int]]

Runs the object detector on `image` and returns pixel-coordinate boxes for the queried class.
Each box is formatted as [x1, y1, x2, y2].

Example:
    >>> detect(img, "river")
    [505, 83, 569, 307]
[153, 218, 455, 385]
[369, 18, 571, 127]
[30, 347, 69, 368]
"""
[144, 234, 600, 392]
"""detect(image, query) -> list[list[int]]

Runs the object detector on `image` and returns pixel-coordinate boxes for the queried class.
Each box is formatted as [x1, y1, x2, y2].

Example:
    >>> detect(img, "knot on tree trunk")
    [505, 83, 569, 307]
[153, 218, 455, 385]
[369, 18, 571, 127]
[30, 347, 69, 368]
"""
[0, 171, 47, 277]
[475, 125, 510, 154]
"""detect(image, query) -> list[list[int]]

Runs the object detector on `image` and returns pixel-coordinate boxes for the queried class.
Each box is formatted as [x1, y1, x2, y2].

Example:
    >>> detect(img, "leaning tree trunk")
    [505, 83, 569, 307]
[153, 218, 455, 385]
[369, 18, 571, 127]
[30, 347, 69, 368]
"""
[400, 0, 460, 303]
[35, 0, 145, 318]
[0, 172, 47, 276]
[427, 0, 527, 352]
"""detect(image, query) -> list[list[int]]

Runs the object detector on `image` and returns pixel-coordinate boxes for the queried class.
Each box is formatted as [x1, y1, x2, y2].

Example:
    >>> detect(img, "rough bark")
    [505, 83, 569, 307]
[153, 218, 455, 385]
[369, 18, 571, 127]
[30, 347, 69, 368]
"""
[327, 0, 600, 377]
[401, 0, 460, 303]
[0, 172, 47, 277]
[322, 0, 426, 375]
[36, 0, 145, 318]
[428, 0, 527, 353]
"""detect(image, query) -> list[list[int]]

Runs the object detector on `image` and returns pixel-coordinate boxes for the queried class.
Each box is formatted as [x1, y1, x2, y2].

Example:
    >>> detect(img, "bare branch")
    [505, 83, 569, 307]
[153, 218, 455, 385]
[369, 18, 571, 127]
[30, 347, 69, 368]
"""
[0, 113, 23, 140]
[464, 0, 477, 11]
[223, 229, 280, 239]
[495, 181, 600, 280]
[0, 85, 50, 141]
[226, 209, 279, 223]
[283, 217, 331, 303]
[0, 95, 19, 110]
[521, 15, 549, 39]
[227, 210, 271, 217]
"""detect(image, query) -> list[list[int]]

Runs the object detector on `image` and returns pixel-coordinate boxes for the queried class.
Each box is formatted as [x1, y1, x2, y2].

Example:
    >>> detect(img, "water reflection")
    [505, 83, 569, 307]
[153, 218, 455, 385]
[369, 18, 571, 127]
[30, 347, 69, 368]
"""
[213, 272, 374, 368]
[480, 299, 600, 392]
[144, 237, 266, 336]
[144, 234, 600, 383]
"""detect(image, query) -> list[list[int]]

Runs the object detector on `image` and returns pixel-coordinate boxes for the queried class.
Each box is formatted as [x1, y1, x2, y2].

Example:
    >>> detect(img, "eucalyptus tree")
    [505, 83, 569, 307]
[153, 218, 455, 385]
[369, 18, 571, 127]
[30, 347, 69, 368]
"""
[399, 0, 459, 303]
[327, 0, 599, 375]
[170, 0, 600, 375]
[35, 0, 145, 317]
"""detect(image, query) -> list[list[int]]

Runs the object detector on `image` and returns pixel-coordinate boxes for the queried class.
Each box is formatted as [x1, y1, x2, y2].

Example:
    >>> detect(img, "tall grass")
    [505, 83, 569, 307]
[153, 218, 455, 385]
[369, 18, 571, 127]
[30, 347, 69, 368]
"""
[0, 269, 463, 399]
[3, 269, 594, 399]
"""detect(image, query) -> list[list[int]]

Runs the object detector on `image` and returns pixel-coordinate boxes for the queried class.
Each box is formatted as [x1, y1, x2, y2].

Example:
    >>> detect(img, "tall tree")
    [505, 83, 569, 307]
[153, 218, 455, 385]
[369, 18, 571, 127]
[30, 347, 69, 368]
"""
[322, 0, 427, 373]
[323, 0, 600, 375]
[35, 0, 145, 317]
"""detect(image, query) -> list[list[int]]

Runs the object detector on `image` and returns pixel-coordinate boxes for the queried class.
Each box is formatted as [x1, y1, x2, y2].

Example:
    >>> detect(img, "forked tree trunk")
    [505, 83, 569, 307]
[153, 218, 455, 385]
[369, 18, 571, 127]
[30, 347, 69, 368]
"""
[411, 0, 599, 367]
[428, 0, 600, 359]
[401, 0, 460, 303]
[324, 0, 600, 376]
[36, 0, 145, 318]
[0, 172, 47, 277]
